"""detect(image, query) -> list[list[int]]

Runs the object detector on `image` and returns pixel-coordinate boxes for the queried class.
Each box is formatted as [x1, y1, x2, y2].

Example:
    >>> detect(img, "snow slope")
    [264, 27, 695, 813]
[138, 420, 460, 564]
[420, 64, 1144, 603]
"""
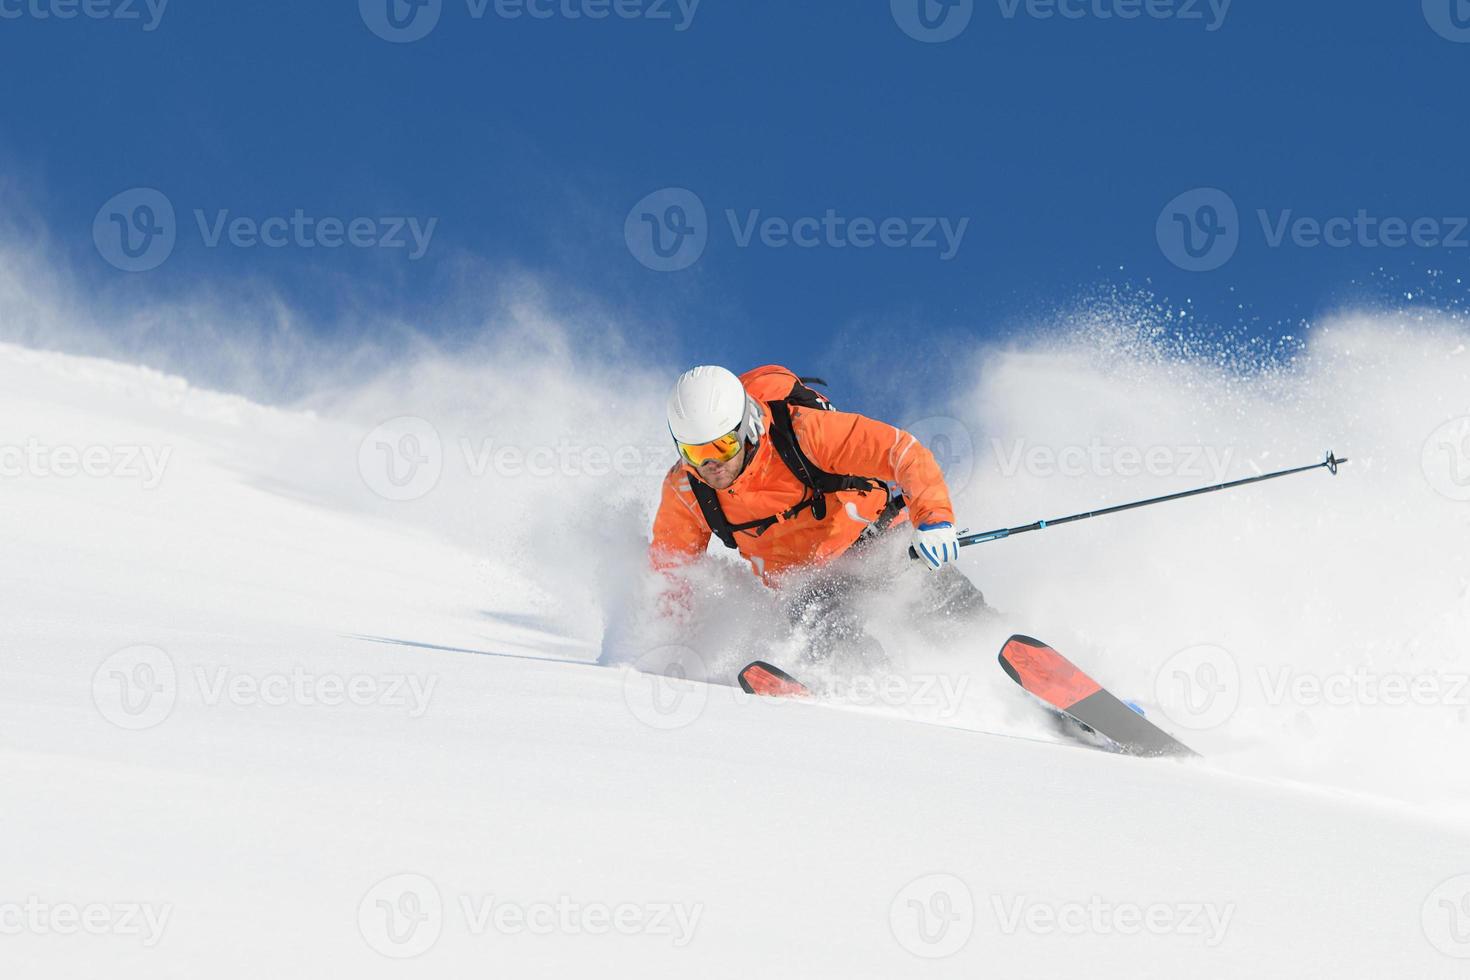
[4, 331, 1470, 978]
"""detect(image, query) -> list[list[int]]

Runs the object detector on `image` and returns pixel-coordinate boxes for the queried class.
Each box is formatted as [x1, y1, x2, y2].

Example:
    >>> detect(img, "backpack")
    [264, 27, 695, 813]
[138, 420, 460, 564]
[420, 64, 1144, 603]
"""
[687, 365, 906, 550]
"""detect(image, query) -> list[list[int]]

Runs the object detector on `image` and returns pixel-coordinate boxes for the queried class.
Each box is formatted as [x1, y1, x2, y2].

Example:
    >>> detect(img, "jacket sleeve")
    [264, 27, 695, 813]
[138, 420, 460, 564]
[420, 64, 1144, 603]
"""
[649, 463, 713, 569]
[797, 409, 957, 528]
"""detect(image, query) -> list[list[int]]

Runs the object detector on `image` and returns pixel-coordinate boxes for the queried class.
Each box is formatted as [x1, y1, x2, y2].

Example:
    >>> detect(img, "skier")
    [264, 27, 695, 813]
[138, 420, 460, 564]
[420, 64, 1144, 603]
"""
[649, 364, 988, 665]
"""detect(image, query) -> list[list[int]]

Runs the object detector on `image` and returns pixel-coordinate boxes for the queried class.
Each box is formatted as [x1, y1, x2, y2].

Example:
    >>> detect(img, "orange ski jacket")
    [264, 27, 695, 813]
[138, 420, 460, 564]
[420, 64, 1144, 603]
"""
[650, 371, 956, 583]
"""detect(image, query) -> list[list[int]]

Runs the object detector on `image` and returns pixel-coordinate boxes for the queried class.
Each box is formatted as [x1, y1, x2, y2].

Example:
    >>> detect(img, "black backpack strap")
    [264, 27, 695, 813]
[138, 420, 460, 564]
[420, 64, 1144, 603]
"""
[689, 468, 830, 550]
[766, 401, 886, 522]
[849, 491, 908, 552]
[688, 477, 739, 550]
[785, 377, 835, 412]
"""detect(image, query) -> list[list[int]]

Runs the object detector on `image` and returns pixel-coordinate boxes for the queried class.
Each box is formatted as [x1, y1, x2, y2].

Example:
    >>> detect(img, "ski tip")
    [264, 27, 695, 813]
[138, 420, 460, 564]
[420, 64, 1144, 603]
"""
[737, 661, 811, 698]
[997, 634, 1102, 711]
[998, 634, 1048, 678]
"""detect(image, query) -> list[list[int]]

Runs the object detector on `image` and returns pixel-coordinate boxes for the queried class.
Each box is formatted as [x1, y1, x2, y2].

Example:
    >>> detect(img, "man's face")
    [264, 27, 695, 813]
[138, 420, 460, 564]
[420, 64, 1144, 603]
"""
[695, 443, 746, 490]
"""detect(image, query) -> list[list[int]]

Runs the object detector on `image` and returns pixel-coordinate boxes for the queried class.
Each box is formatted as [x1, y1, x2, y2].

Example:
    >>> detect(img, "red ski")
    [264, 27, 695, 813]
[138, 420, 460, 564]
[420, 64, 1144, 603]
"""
[998, 634, 1197, 758]
[737, 661, 812, 699]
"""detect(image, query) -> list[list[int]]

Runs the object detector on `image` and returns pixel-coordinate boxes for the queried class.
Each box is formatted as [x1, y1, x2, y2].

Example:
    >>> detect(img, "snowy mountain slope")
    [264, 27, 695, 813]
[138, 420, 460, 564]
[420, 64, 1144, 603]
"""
[4, 337, 1470, 978]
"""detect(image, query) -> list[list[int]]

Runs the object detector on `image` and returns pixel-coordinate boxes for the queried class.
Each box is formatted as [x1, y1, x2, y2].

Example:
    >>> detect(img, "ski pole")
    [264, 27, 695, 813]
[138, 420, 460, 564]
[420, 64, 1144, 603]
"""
[909, 450, 1348, 559]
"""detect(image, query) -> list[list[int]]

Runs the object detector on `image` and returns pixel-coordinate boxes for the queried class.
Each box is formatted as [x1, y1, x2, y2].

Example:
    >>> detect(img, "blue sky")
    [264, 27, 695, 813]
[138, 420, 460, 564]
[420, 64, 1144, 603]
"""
[3, 0, 1469, 401]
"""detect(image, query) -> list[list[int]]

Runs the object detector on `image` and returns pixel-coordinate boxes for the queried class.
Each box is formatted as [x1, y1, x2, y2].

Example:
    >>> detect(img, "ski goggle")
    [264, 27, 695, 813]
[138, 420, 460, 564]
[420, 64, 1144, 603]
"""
[676, 429, 743, 467]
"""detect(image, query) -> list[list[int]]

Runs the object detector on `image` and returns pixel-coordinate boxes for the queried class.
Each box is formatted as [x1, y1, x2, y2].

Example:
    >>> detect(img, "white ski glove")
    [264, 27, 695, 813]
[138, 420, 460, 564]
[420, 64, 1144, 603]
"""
[911, 521, 960, 570]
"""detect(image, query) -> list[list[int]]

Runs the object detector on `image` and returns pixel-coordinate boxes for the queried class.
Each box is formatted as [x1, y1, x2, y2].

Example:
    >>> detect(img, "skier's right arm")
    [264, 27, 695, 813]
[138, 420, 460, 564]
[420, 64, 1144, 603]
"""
[649, 466, 712, 620]
[650, 466, 712, 569]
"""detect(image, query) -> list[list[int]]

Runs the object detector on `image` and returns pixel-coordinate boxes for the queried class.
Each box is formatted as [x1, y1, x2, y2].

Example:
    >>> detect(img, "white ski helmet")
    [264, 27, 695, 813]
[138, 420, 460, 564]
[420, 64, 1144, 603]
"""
[665, 365, 766, 446]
